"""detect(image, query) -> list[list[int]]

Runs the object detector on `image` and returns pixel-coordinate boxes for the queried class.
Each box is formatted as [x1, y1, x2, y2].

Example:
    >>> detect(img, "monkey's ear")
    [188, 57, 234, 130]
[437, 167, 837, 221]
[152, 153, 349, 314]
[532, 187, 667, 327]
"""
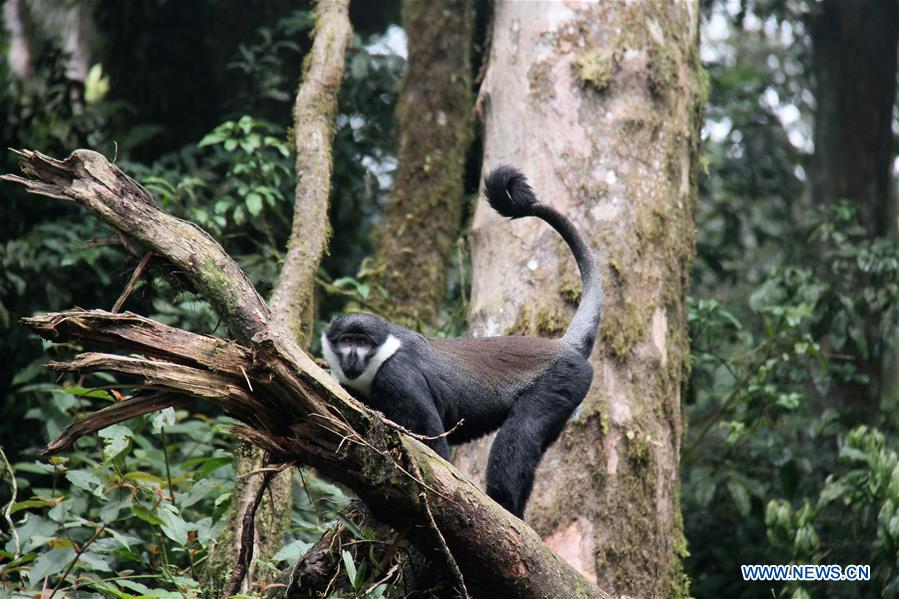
[484, 165, 538, 219]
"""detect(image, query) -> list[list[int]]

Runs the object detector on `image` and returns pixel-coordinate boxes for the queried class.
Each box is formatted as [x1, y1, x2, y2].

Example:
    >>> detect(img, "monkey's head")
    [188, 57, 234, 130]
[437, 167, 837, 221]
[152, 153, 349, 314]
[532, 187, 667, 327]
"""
[321, 313, 400, 395]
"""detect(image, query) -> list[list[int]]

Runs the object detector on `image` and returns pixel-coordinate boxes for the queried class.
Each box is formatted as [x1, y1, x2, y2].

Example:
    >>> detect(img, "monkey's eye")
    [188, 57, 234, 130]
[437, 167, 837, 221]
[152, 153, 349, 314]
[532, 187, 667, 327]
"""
[356, 337, 372, 349]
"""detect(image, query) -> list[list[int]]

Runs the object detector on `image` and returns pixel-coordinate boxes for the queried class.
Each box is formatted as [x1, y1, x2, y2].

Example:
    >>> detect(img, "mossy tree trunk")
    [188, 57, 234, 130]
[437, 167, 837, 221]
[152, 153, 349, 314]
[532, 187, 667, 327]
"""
[208, 0, 352, 593]
[366, 0, 474, 329]
[452, 2, 703, 596]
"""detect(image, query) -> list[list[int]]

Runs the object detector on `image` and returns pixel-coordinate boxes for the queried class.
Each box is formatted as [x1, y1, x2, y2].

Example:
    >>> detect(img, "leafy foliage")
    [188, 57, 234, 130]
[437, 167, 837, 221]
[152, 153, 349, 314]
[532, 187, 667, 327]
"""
[1, 400, 348, 594]
[684, 3, 899, 597]
[1, 5, 404, 596]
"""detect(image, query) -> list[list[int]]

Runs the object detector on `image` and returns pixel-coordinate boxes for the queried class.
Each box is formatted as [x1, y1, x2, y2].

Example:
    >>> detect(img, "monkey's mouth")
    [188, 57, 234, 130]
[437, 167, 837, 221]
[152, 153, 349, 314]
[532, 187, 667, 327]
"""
[343, 363, 365, 380]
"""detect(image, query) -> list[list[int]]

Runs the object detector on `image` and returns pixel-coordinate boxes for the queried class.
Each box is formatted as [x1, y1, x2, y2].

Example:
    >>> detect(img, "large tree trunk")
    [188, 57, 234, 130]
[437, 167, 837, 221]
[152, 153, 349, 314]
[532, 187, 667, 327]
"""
[367, 0, 474, 329]
[809, 0, 899, 408]
[453, 2, 703, 596]
[810, 0, 897, 239]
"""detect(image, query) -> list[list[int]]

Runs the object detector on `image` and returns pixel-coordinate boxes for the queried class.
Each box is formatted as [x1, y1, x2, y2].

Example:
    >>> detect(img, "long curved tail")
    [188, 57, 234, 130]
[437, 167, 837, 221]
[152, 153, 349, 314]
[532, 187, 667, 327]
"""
[484, 165, 603, 359]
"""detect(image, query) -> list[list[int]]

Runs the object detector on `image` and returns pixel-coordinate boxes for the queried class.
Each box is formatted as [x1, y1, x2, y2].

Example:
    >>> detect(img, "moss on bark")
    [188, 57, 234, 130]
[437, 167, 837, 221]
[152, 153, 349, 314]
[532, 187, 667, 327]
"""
[366, 0, 474, 329]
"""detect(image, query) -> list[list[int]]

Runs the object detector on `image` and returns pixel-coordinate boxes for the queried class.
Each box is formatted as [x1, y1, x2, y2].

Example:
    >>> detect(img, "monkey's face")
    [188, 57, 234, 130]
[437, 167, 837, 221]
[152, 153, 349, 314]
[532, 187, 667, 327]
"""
[331, 332, 376, 379]
[321, 313, 399, 396]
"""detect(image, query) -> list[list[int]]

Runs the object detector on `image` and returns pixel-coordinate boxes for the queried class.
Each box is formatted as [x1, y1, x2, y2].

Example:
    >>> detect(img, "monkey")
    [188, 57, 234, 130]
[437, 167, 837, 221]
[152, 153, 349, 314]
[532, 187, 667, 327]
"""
[321, 165, 602, 518]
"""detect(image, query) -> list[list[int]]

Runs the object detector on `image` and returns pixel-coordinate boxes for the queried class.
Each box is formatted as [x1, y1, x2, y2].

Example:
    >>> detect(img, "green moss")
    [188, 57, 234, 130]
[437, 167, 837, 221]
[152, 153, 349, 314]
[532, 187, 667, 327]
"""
[559, 278, 582, 305]
[574, 47, 616, 91]
[608, 258, 622, 278]
[671, 507, 691, 598]
[601, 299, 649, 359]
[647, 42, 677, 97]
[625, 431, 652, 466]
[535, 308, 565, 336]
[503, 304, 566, 337]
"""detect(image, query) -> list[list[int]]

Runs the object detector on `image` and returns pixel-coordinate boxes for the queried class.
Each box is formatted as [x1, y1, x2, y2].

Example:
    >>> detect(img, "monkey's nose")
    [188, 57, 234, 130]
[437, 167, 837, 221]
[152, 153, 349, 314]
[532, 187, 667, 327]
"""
[344, 354, 363, 378]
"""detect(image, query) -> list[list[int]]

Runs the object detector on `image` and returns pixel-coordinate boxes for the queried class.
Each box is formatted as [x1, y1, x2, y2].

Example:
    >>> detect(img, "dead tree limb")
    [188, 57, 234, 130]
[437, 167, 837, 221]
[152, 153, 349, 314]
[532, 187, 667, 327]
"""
[4, 149, 606, 599]
[3, 149, 270, 344]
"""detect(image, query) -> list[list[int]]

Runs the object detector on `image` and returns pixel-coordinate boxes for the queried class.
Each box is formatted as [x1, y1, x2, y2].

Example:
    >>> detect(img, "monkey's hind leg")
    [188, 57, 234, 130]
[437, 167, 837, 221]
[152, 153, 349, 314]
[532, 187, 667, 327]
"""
[485, 355, 592, 517]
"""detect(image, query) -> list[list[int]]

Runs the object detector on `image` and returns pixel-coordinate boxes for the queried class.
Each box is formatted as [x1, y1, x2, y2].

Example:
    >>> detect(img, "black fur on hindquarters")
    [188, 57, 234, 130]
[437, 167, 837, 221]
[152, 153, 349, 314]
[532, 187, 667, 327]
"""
[485, 348, 593, 517]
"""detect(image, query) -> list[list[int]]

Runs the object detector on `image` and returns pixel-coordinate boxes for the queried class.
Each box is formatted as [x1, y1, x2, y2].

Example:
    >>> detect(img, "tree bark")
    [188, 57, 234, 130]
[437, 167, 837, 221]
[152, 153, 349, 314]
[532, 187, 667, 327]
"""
[63, 1, 92, 83]
[4, 148, 605, 599]
[3, 0, 33, 83]
[269, 0, 352, 345]
[452, 2, 703, 596]
[810, 0, 898, 239]
[366, 0, 474, 329]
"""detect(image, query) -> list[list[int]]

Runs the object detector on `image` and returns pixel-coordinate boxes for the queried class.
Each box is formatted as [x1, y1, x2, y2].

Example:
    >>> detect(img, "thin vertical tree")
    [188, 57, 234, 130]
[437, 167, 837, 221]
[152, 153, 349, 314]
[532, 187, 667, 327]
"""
[208, 0, 352, 593]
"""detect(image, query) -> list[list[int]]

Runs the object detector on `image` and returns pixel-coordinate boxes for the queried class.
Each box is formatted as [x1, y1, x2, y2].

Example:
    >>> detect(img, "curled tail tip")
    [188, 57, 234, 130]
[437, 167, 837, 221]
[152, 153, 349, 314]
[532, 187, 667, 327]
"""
[484, 165, 538, 219]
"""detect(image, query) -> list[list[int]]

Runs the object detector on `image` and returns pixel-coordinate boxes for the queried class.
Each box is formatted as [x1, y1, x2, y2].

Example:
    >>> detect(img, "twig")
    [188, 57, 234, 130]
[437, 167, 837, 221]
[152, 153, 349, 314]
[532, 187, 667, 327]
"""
[309, 413, 445, 498]
[377, 526, 409, 571]
[421, 492, 468, 599]
[236, 463, 293, 480]
[240, 366, 254, 392]
[0, 447, 20, 558]
[224, 469, 276, 596]
[160, 427, 175, 502]
[112, 250, 152, 313]
[382, 417, 465, 441]
[48, 524, 106, 598]
[363, 562, 400, 596]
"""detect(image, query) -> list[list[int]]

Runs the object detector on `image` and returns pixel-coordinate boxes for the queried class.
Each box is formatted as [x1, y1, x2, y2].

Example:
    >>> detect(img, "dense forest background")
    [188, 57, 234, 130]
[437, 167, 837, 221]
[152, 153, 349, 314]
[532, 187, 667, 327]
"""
[0, 0, 897, 597]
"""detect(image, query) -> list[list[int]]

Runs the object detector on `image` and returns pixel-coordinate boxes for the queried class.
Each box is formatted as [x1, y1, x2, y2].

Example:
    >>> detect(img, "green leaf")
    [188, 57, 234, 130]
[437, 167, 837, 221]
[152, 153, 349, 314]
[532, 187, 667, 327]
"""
[106, 528, 143, 551]
[272, 539, 312, 562]
[132, 504, 163, 526]
[124, 471, 165, 484]
[11, 360, 46, 386]
[342, 550, 358, 588]
[336, 513, 365, 539]
[181, 478, 218, 508]
[198, 131, 227, 147]
[116, 579, 153, 594]
[28, 546, 76, 588]
[66, 469, 103, 494]
[98, 424, 133, 461]
[246, 193, 263, 216]
[90, 581, 139, 598]
[157, 503, 189, 546]
[64, 386, 115, 400]
[9, 514, 58, 554]
[77, 550, 112, 572]
[152, 407, 177, 433]
[198, 455, 232, 478]
[100, 499, 132, 524]
[11, 497, 58, 514]
[727, 480, 751, 517]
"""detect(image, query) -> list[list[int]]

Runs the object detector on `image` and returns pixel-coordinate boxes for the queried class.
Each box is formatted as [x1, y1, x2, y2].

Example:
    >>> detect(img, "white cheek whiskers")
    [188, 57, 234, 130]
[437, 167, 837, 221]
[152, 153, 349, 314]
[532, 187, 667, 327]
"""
[320, 333, 401, 397]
